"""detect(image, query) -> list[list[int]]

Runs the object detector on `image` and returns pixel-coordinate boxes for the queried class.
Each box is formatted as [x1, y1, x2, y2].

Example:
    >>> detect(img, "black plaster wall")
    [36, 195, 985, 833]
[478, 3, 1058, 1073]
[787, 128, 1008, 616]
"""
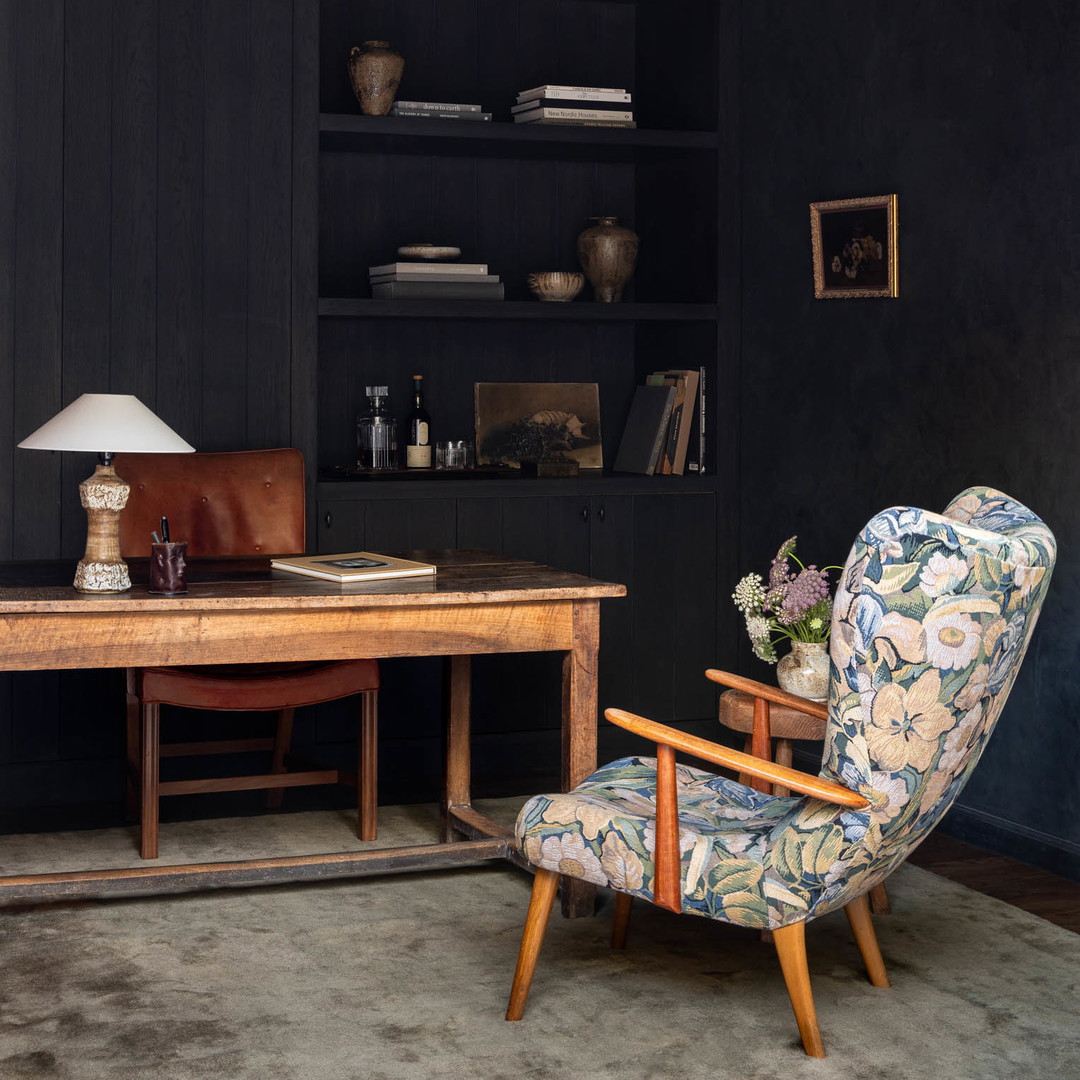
[738, 1, 1079, 877]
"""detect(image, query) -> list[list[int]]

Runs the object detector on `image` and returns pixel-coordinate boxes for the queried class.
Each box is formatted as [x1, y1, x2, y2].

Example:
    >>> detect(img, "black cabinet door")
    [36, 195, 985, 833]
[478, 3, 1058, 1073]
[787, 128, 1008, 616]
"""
[316, 497, 456, 553]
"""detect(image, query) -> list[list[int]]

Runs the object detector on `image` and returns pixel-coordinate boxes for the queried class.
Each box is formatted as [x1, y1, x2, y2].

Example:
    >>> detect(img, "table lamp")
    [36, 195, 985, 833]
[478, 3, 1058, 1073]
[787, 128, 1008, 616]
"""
[18, 394, 195, 593]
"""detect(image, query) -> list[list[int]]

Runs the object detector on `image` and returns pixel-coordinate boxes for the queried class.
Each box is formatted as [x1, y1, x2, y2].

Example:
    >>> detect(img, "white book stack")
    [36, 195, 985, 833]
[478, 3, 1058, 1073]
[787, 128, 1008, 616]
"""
[368, 260, 504, 301]
[512, 84, 635, 128]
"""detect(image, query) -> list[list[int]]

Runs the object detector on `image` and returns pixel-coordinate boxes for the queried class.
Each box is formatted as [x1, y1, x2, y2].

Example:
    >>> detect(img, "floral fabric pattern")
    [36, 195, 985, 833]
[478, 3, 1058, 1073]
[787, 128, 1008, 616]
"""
[516, 487, 1056, 930]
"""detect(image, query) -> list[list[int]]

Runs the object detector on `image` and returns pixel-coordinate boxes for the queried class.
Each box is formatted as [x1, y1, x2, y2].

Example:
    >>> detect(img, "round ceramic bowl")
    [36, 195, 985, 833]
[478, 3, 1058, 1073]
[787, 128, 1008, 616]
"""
[527, 271, 585, 302]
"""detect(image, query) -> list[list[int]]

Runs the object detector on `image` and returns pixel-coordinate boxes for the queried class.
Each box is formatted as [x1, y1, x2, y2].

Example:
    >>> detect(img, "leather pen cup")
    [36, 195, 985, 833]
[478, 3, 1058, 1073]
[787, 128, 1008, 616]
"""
[149, 541, 188, 596]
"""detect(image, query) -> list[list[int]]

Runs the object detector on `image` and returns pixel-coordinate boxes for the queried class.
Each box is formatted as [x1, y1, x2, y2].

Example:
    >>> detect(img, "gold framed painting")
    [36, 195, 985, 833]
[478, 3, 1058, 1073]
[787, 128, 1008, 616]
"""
[810, 194, 898, 299]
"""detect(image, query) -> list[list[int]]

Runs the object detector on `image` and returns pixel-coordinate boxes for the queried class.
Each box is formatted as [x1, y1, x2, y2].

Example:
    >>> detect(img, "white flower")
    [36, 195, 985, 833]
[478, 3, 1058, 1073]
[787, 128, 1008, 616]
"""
[919, 552, 971, 597]
[924, 608, 982, 671]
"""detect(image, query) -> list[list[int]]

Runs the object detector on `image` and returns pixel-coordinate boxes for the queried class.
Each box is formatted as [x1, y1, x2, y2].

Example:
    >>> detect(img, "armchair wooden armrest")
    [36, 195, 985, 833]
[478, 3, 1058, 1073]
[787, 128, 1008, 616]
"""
[603, 707, 868, 913]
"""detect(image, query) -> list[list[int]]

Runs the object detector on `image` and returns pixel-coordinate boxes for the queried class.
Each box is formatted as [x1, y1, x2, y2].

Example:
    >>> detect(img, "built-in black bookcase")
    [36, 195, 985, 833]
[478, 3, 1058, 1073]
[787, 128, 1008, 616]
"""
[305, 0, 738, 785]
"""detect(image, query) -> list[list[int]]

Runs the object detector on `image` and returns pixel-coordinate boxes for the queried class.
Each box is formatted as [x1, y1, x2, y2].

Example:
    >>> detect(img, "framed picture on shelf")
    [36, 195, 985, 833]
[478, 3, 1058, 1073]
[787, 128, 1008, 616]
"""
[474, 382, 603, 470]
[809, 194, 898, 299]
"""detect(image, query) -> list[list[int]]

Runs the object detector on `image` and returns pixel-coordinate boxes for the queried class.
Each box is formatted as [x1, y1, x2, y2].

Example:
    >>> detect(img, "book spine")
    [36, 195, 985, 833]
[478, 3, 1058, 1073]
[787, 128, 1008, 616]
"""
[391, 109, 492, 121]
[392, 100, 482, 112]
[369, 273, 499, 284]
[371, 281, 505, 300]
[517, 84, 626, 96]
[514, 107, 634, 122]
[516, 119, 637, 128]
[368, 263, 489, 275]
[516, 90, 632, 104]
[647, 396, 676, 475]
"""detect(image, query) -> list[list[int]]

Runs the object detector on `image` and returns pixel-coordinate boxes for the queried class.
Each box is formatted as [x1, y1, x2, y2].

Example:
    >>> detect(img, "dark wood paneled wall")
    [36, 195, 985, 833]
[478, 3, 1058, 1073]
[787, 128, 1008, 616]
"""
[0, 0, 314, 818]
[0, 0, 308, 565]
[738, 0, 1080, 880]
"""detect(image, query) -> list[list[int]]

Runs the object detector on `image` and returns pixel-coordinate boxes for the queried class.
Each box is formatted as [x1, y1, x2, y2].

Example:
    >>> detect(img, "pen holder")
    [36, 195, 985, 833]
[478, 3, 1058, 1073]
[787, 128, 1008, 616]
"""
[149, 541, 188, 596]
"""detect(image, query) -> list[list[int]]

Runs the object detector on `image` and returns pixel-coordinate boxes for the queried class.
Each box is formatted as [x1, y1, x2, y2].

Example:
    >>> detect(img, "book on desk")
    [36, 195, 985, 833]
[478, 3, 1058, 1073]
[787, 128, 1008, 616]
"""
[270, 551, 437, 583]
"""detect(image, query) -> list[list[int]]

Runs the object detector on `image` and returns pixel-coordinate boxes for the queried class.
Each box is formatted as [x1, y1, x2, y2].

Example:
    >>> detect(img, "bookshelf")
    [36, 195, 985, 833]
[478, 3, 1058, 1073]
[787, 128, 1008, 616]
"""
[306, 0, 738, 738]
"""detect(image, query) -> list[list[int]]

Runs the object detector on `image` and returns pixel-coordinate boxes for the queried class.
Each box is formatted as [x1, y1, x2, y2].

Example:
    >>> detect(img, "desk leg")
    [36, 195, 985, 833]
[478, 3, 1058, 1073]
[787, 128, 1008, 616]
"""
[560, 600, 600, 918]
[442, 654, 472, 842]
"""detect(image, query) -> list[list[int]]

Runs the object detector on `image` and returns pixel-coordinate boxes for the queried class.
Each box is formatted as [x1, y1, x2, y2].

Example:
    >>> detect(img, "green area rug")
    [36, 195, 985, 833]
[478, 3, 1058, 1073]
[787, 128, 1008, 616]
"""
[1, 803, 1077, 1079]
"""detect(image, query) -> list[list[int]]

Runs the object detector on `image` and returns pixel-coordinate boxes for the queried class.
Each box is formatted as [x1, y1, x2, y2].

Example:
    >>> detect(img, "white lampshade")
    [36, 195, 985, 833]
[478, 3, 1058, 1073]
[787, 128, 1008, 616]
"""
[18, 393, 195, 454]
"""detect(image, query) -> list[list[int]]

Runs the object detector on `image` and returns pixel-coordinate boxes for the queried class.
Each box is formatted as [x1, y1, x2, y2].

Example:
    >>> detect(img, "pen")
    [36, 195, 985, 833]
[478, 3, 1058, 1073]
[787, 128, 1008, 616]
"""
[151, 530, 161, 544]
[160, 516, 170, 543]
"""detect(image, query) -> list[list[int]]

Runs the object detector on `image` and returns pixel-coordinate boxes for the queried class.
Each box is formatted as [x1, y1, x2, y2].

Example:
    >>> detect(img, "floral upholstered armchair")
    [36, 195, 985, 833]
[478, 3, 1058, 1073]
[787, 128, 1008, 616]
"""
[505, 488, 1056, 1057]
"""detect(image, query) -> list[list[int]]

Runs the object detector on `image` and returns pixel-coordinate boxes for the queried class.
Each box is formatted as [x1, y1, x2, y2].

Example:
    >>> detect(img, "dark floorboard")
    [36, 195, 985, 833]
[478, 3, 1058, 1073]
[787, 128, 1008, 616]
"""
[907, 833, 1080, 934]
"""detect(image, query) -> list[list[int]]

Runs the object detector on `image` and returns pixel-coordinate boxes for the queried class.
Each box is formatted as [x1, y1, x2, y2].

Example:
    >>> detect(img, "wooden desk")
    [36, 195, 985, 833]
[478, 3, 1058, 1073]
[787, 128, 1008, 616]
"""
[0, 550, 625, 915]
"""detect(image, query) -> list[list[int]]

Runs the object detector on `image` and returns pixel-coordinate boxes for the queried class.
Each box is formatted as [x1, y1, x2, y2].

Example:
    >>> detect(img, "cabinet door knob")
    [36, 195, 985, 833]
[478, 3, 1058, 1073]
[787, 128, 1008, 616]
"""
[580, 507, 589, 522]
[598, 505, 606, 523]
[323, 512, 332, 528]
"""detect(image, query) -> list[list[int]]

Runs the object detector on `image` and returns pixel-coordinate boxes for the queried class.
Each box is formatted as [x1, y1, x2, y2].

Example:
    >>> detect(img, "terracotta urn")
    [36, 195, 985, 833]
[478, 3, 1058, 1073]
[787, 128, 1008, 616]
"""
[576, 216, 639, 302]
[348, 41, 404, 116]
[776, 641, 830, 701]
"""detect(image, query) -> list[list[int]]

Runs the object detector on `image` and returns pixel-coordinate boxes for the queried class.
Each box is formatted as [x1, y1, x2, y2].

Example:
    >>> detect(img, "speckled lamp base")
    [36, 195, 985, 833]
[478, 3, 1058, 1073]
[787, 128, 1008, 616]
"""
[73, 464, 131, 593]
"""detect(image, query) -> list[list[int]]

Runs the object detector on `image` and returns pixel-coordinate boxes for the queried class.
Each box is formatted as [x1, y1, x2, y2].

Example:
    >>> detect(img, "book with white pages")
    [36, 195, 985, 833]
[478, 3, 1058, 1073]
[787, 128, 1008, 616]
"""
[515, 89, 632, 104]
[271, 551, 436, 582]
[514, 106, 634, 122]
[516, 83, 625, 96]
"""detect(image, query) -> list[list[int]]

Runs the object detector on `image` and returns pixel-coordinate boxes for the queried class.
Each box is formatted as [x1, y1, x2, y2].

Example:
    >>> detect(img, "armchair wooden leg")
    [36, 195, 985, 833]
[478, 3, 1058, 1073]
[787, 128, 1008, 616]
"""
[358, 690, 378, 841]
[868, 882, 891, 915]
[139, 703, 161, 860]
[266, 707, 295, 811]
[506, 867, 559, 1021]
[611, 891, 633, 949]
[125, 684, 140, 822]
[844, 893, 890, 988]
[772, 921, 825, 1058]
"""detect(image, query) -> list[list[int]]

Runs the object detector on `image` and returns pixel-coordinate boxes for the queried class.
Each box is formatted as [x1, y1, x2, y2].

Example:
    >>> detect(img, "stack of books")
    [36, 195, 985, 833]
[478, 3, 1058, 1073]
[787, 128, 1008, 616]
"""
[511, 84, 635, 128]
[613, 367, 705, 475]
[369, 261, 504, 301]
[389, 100, 492, 121]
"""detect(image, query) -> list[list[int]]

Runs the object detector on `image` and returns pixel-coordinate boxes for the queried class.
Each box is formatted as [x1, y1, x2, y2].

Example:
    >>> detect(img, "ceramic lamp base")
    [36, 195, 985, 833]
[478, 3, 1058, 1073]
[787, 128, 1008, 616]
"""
[74, 464, 131, 593]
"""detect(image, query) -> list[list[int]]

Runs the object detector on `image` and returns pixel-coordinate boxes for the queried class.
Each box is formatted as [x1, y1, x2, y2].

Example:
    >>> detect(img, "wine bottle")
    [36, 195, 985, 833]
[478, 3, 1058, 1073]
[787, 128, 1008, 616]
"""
[405, 374, 432, 468]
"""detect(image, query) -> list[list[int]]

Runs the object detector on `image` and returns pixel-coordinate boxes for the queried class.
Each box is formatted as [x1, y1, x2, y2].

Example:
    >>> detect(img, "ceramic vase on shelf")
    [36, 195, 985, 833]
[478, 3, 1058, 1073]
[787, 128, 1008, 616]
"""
[576, 216, 639, 302]
[348, 40, 404, 116]
[776, 641, 830, 701]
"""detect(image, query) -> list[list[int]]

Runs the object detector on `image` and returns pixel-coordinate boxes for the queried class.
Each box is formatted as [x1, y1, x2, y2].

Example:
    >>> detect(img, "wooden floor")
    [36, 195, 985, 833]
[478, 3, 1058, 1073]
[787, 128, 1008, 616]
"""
[907, 833, 1080, 934]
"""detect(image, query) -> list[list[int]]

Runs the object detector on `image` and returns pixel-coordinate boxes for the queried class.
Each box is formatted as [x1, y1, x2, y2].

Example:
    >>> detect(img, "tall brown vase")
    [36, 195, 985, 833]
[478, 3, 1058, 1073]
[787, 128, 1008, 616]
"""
[576, 216, 639, 302]
[348, 41, 404, 116]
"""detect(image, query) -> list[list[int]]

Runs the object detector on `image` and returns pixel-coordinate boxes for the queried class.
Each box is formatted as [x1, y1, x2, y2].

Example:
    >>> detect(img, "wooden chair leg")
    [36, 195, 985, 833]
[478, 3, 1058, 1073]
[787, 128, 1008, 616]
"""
[506, 867, 559, 1021]
[358, 690, 378, 841]
[772, 921, 825, 1058]
[844, 893, 890, 988]
[266, 707, 295, 811]
[139, 703, 161, 860]
[868, 881, 891, 915]
[611, 891, 633, 949]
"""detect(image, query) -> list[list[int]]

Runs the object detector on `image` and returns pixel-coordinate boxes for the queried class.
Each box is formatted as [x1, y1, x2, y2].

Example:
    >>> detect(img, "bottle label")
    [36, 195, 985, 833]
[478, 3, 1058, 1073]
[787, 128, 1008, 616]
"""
[415, 421, 429, 443]
[406, 444, 432, 468]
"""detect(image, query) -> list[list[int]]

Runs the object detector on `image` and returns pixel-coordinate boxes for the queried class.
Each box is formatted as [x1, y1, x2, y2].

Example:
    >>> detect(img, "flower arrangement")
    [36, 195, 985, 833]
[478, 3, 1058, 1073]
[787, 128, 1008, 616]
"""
[732, 537, 840, 663]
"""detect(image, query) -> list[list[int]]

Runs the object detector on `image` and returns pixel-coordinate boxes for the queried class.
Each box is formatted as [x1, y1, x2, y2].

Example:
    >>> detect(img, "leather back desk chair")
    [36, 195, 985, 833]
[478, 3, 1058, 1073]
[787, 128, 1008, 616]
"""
[115, 448, 379, 859]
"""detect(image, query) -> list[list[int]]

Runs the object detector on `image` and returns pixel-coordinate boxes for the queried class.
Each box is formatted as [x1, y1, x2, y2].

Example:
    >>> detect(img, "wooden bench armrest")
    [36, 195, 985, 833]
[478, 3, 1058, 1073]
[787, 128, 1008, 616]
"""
[705, 668, 829, 720]
[603, 706, 867, 913]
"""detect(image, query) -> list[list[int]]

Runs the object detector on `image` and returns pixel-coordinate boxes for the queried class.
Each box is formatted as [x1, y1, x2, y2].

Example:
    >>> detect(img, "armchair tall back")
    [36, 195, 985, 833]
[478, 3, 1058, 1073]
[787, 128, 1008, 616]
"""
[505, 487, 1055, 1056]
[113, 449, 380, 860]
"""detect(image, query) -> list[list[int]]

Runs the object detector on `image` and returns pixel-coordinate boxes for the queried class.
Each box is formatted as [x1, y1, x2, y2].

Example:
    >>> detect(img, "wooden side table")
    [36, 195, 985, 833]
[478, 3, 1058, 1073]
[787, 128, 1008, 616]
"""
[718, 687, 891, 915]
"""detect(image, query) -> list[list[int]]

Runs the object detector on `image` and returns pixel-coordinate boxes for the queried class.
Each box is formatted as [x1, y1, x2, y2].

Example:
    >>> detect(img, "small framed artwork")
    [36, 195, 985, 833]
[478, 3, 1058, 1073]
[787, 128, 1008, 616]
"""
[810, 193, 898, 299]
[474, 382, 603, 469]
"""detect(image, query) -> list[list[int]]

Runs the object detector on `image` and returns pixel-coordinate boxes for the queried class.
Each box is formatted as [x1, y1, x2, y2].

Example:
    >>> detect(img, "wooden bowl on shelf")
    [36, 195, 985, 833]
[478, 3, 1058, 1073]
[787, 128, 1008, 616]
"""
[527, 271, 585, 302]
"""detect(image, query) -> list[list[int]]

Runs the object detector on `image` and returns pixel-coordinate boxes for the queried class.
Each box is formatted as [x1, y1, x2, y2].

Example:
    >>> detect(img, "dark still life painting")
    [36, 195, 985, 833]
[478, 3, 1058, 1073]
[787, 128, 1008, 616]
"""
[810, 194, 898, 298]
[474, 382, 603, 469]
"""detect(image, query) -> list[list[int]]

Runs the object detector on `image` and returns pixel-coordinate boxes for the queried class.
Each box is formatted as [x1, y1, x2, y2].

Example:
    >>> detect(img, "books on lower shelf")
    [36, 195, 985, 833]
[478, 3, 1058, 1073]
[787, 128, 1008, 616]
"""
[516, 83, 627, 97]
[613, 384, 676, 475]
[371, 280, 505, 300]
[516, 88, 632, 105]
[392, 100, 483, 112]
[646, 368, 701, 475]
[369, 262, 489, 276]
[271, 551, 436, 583]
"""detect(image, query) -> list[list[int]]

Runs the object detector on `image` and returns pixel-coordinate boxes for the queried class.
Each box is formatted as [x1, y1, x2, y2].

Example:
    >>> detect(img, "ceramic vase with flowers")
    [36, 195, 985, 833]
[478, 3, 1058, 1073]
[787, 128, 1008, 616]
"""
[732, 537, 840, 701]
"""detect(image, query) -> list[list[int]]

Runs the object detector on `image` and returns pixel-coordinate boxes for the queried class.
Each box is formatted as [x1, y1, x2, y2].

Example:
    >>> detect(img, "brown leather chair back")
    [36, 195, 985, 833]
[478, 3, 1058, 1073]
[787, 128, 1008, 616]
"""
[115, 448, 306, 558]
